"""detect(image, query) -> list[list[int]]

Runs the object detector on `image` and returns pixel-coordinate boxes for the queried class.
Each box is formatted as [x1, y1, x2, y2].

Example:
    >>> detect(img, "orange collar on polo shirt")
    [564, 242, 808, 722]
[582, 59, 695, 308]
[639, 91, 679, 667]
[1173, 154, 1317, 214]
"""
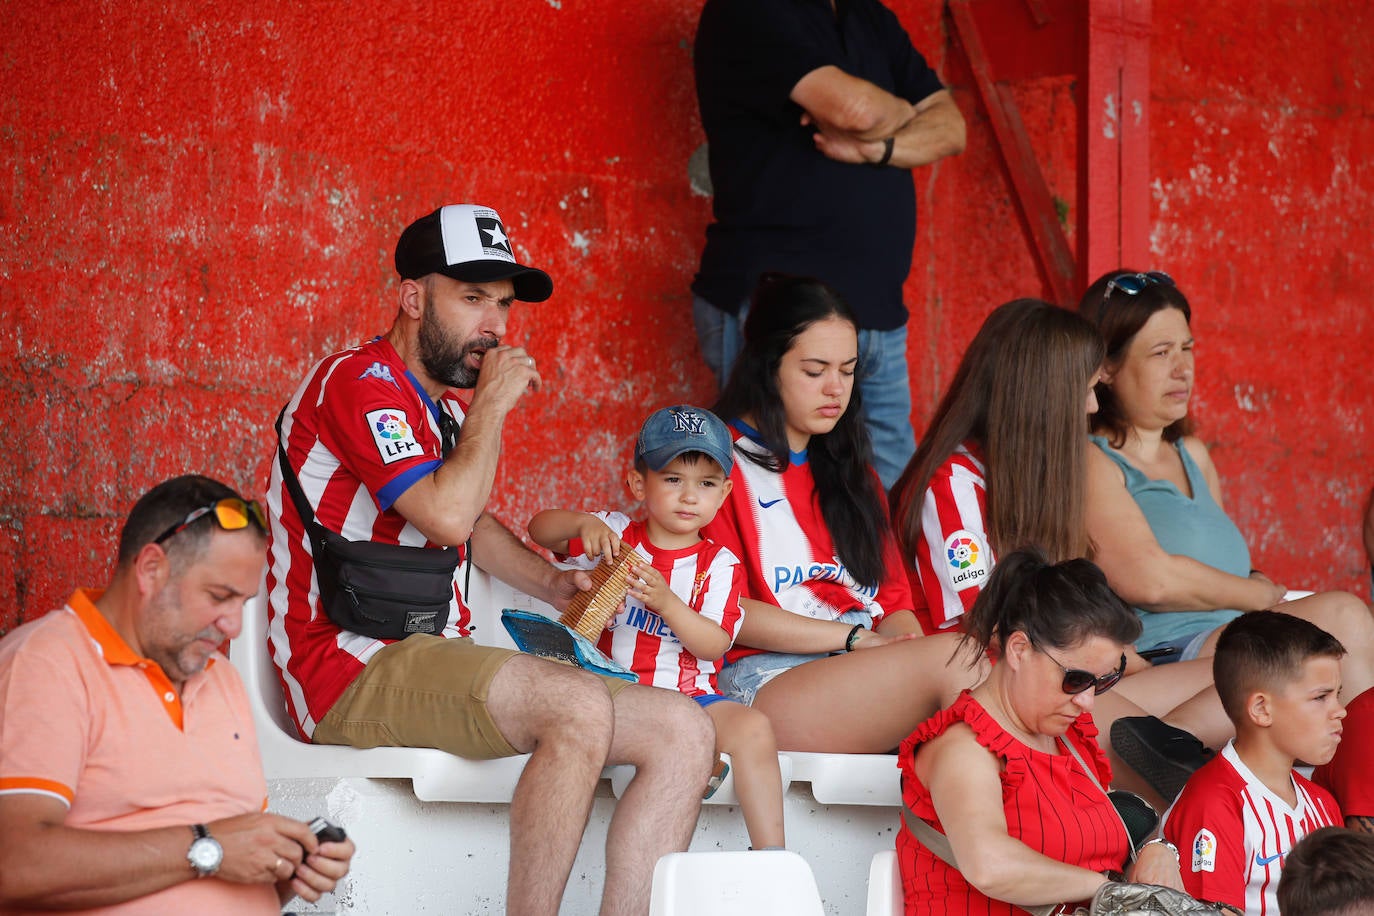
[67, 588, 217, 731]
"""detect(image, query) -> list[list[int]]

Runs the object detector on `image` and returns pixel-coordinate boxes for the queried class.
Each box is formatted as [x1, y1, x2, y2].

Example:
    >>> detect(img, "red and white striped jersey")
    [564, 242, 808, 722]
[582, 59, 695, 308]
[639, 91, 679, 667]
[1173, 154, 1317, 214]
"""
[265, 337, 472, 739]
[1313, 685, 1374, 818]
[905, 443, 994, 630]
[701, 425, 914, 664]
[559, 513, 744, 698]
[1163, 742, 1343, 915]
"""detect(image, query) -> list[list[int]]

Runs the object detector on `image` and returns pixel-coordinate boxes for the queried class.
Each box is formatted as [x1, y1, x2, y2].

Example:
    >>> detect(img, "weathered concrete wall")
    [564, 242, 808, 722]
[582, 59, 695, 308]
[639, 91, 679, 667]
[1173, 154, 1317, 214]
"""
[2, 1, 1371, 632]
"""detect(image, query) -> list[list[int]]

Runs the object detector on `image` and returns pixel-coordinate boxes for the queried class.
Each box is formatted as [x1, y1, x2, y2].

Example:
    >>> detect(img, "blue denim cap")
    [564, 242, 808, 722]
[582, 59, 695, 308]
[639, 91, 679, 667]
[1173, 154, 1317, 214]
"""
[635, 406, 734, 475]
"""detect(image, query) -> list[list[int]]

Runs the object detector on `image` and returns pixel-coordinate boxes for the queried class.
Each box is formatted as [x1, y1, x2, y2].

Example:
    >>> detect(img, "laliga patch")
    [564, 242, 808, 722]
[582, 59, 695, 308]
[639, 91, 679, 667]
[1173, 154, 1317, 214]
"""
[943, 529, 990, 591]
[1191, 829, 1217, 873]
[367, 409, 423, 465]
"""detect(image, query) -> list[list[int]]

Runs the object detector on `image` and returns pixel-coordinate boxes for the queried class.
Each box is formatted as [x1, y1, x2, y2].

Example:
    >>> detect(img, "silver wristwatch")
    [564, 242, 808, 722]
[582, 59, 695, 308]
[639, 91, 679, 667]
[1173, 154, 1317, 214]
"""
[187, 824, 224, 878]
[1142, 836, 1181, 860]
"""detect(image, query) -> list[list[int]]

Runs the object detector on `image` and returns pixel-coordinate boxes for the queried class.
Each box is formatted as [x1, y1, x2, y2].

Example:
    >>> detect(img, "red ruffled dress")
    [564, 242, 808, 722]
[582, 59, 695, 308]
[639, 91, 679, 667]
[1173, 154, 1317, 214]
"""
[897, 692, 1129, 915]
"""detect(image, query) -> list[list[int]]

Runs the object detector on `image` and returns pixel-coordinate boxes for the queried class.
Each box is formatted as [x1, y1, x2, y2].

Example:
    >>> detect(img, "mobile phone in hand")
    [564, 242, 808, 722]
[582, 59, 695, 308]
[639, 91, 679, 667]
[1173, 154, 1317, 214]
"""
[309, 817, 347, 843]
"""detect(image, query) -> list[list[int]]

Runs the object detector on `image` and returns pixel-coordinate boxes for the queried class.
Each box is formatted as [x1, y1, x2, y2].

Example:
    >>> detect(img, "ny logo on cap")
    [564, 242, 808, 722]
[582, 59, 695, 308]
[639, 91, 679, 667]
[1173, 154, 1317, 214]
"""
[475, 216, 513, 257]
[672, 409, 707, 435]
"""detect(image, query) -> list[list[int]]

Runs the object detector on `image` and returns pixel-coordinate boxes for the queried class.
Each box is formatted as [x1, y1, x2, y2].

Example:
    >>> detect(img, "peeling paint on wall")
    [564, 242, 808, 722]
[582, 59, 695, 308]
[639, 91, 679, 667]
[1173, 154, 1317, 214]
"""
[2, 0, 1373, 633]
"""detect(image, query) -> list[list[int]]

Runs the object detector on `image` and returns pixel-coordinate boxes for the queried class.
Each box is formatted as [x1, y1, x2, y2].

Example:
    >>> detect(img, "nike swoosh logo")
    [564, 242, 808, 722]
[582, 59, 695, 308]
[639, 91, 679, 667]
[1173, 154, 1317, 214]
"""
[758, 498, 785, 509]
[1255, 851, 1285, 866]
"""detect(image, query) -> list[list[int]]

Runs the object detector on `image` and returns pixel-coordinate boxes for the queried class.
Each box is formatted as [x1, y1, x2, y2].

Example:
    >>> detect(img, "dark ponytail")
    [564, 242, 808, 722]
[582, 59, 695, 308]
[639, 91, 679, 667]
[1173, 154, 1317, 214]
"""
[962, 548, 1141, 655]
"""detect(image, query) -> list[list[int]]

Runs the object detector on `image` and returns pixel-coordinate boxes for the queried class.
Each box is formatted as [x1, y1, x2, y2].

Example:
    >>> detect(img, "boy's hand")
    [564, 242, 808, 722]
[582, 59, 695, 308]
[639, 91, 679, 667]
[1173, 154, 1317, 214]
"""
[627, 559, 674, 614]
[578, 516, 621, 565]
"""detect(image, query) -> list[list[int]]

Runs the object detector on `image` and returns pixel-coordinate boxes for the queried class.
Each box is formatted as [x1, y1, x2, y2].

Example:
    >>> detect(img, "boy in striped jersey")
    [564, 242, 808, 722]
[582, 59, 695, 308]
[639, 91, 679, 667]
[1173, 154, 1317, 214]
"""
[530, 406, 786, 850]
[1164, 612, 1347, 914]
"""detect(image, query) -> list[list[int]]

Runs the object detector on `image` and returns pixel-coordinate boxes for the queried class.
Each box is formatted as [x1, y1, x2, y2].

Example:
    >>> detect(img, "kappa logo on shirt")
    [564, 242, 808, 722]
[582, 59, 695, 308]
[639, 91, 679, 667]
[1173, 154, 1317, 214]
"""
[944, 529, 990, 590]
[367, 409, 423, 465]
[1192, 828, 1217, 873]
[358, 361, 400, 389]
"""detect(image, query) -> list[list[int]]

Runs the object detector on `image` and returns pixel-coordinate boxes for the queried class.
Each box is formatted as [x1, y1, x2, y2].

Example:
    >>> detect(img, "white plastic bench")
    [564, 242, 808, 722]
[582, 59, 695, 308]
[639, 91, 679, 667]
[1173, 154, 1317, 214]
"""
[789, 752, 900, 806]
[228, 569, 904, 913]
[228, 569, 895, 807]
[229, 576, 533, 802]
[230, 570, 803, 806]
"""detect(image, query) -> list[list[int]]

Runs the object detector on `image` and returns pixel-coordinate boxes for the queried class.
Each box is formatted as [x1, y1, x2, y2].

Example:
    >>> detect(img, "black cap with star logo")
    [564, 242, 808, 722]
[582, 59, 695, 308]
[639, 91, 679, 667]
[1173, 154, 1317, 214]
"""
[394, 204, 553, 302]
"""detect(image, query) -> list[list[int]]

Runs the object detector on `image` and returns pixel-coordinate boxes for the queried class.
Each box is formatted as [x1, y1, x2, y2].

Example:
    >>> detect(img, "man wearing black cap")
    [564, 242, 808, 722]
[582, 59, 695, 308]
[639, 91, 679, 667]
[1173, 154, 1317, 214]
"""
[267, 204, 714, 915]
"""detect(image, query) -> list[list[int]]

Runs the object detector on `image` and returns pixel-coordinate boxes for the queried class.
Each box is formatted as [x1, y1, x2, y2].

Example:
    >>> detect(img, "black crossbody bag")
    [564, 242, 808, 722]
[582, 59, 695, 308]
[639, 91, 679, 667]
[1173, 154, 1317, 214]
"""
[275, 409, 458, 640]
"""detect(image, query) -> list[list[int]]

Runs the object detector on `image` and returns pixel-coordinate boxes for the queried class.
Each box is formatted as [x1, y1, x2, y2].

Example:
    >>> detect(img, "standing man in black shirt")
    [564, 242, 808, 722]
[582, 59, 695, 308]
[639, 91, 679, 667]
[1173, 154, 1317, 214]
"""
[692, 0, 965, 489]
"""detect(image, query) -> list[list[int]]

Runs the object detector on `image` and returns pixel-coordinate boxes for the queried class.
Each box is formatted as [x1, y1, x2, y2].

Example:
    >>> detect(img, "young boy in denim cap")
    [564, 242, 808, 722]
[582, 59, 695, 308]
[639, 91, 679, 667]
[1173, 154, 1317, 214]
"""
[1163, 611, 1346, 915]
[529, 405, 785, 850]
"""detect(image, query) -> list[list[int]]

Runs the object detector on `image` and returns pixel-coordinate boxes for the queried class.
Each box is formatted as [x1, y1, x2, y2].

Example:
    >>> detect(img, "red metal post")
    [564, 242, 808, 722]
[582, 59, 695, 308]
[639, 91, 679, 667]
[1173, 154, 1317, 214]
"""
[1081, 0, 1152, 285]
[947, 0, 1079, 306]
[947, 0, 1153, 299]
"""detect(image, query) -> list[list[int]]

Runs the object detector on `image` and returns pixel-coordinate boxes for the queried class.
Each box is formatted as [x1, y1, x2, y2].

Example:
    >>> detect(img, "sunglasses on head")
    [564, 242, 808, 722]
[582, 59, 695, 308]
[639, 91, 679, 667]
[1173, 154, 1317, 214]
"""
[1102, 270, 1175, 305]
[1035, 641, 1127, 695]
[153, 497, 268, 546]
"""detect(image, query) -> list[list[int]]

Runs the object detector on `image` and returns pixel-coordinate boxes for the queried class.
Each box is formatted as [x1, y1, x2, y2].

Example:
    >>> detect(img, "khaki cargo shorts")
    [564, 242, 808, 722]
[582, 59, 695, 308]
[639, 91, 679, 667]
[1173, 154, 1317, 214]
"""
[313, 634, 632, 759]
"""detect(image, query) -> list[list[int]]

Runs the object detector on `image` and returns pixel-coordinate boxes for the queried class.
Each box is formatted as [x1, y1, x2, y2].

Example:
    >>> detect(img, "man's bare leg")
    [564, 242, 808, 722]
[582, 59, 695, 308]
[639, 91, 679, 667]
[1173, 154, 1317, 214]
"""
[599, 685, 714, 916]
[486, 655, 616, 916]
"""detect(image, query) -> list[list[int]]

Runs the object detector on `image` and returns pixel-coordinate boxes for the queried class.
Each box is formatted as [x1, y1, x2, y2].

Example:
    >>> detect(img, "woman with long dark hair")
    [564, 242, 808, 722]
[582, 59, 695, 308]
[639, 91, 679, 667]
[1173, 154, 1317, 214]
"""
[702, 273, 984, 752]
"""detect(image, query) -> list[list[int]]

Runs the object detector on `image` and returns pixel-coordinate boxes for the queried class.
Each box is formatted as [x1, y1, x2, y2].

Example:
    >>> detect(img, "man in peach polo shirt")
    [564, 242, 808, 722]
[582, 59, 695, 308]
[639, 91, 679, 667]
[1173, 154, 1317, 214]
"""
[0, 475, 353, 915]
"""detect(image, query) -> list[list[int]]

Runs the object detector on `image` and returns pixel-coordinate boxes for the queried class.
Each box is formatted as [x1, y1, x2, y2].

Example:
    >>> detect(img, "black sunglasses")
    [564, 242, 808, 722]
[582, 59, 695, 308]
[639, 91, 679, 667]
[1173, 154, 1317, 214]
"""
[1102, 270, 1175, 304]
[153, 497, 268, 545]
[1037, 643, 1127, 696]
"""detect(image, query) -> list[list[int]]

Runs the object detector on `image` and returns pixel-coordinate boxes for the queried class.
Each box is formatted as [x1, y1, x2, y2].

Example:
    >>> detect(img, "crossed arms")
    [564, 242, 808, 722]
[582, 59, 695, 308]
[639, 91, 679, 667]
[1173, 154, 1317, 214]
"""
[791, 66, 966, 169]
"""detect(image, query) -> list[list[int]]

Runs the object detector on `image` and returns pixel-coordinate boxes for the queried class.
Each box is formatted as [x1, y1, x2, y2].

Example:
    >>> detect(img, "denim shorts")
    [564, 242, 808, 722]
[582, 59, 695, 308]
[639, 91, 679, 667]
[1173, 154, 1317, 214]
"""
[717, 610, 870, 705]
[1141, 627, 1215, 665]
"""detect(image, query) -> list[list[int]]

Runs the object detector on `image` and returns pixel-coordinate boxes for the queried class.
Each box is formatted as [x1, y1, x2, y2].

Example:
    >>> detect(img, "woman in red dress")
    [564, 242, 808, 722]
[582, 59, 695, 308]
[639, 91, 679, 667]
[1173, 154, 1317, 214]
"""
[897, 549, 1184, 915]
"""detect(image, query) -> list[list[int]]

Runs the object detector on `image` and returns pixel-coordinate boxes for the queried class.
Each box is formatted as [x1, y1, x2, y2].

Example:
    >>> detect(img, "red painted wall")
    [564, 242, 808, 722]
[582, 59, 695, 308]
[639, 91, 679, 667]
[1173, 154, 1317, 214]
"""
[3, 1, 1371, 632]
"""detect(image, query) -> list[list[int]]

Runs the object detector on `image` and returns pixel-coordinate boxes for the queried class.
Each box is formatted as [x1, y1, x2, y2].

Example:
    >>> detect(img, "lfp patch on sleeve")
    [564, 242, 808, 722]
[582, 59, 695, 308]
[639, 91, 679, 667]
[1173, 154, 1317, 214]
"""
[367, 409, 423, 465]
[943, 529, 990, 592]
[1191, 828, 1217, 873]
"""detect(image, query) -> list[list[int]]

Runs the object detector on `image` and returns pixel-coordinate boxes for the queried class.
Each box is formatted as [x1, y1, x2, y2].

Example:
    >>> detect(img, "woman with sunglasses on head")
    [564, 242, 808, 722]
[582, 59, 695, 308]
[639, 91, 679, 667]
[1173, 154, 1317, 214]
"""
[1079, 270, 1374, 768]
[897, 549, 1184, 915]
[700, 273, 988, 754]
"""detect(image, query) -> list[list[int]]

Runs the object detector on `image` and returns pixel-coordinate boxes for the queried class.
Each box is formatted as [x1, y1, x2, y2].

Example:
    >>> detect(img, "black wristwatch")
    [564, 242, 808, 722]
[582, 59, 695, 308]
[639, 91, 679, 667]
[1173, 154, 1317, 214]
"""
[187, 824, 224, 878]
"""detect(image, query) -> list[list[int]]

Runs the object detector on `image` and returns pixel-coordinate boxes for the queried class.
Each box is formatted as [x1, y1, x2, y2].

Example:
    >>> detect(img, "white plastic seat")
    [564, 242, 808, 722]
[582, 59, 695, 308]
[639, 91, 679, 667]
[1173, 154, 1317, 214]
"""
[788, 751, 902, 805]
[227, 569, 595, 802]
[648, 850, 825, 915]
[865, 849, 902, 916]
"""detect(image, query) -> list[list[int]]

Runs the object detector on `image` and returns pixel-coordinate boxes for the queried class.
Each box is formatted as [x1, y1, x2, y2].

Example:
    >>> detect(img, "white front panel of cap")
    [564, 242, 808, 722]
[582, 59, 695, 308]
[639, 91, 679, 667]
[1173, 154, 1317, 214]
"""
[440, 205, 516, 266]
